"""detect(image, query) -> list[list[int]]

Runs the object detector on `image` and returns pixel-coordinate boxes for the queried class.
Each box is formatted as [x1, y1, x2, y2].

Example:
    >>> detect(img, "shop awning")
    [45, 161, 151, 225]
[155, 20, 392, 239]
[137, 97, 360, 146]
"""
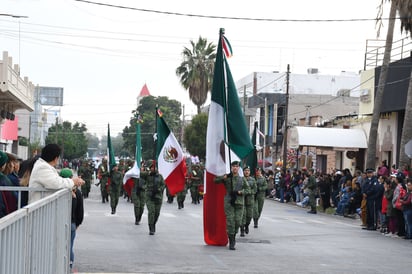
[288, 126, 367, 151]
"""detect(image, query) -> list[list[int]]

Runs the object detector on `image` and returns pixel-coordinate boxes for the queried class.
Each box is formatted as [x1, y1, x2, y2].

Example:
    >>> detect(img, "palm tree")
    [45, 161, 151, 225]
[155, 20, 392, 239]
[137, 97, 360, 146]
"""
[366, 1, 397, 169]
[392, 0, 412, 168]
[176, 37, 216, 114]
[367, 0, 412, 169]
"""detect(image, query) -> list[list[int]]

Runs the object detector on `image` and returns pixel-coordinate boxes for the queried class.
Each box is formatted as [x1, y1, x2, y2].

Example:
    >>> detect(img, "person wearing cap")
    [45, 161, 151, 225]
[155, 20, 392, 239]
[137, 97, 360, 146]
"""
[59, 168, 84, 269]
[78, 160, 93, 198]
[303, 168, 317, 214]
[0, 151, 18, 218]
[240, 165, 256, 237]
[109, 164, 123, 214]
[214, 160, 251, 250]
[96, 158, 110, 203]
[253, 167, 268, 228]
[28, 144, 85, 204]
[361, 168, 379, 230]
[140, 160, 165, 235]
[189, 164, 202, 205]
[131, 163, 147, 225]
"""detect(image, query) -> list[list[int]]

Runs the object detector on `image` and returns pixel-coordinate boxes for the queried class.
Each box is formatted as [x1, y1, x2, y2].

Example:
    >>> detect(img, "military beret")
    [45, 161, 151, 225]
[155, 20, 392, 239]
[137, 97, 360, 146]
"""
[59, 168, 73, 178]
[243, 165, 251, 170]
[0, 151, 8, 167]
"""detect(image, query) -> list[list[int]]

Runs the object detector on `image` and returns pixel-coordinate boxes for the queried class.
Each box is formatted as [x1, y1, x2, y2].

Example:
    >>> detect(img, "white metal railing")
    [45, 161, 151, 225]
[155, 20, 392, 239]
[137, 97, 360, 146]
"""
[0, 188, 72, 274]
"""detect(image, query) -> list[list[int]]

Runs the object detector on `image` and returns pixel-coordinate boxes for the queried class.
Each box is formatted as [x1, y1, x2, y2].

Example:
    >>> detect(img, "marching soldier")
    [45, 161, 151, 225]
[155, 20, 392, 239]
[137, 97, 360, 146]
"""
[214, 161, 250, 250]
[78, 160, 92, 198]
[140, 160, 165, 235]
[253, 168, 268, 228]
[189, 164, 202, 204]
[131, 164, 146, 225]
[109, 164, 123, 214]
[240, 166, 257, 237]
[96, 158, 109, 203]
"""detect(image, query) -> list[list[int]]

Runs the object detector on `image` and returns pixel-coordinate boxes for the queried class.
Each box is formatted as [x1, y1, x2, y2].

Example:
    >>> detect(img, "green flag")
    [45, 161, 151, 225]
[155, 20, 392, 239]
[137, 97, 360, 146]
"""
[107, 123, 116, 173]
[245, 121, 258, 176]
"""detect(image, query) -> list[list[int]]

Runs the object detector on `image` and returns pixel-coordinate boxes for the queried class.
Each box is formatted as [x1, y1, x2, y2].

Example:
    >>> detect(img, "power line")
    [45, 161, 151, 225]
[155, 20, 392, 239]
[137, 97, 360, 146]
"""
[74, 0, 395, 23]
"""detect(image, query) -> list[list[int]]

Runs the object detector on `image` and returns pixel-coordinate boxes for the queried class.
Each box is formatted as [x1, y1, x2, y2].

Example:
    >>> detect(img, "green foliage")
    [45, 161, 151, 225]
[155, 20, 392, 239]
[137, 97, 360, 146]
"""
[183, 113, 207, 160]
[45, 121, 88, 160]
[122, 96, 182, 160]
[176, 37, 216, 114]
[86, 133, 99, 158]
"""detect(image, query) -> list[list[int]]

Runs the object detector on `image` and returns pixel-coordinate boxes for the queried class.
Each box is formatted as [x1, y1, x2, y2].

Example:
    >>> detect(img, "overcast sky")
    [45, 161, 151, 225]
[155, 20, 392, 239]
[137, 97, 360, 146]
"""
[0, 0, 406, 137]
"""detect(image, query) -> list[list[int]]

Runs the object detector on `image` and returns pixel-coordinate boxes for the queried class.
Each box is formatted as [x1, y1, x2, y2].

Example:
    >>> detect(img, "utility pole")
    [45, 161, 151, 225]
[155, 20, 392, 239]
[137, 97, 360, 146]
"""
[282, 64, 290, 170]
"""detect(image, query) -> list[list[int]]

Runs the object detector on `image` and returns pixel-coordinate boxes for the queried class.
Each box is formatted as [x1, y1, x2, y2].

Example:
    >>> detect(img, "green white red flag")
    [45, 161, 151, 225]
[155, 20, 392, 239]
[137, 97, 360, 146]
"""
[203, 28, 254, 246]
[156, 110, 187, 196]
[123, 114, 143, 199]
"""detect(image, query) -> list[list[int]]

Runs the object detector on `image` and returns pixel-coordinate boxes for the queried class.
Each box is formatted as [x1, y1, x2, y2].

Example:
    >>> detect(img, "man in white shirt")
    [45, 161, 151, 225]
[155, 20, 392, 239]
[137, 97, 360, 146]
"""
[29, 144, 84, 204]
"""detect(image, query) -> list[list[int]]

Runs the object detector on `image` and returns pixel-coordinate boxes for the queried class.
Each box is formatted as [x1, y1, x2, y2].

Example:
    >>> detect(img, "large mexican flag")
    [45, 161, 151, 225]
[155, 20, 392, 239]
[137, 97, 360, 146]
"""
[203, 28, 254, 246]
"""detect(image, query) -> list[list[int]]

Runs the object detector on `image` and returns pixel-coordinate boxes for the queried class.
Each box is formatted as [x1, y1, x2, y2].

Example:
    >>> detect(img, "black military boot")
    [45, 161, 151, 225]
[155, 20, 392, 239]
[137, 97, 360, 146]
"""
[149, 224, 155, 235]
[253, 218, 258, 228]
[245, 223, 249, 234]
[240, 226, 245, 237]
[111, 208, 115, 214]
[228, 234, 236, 250]
[178, 201, 182, 209]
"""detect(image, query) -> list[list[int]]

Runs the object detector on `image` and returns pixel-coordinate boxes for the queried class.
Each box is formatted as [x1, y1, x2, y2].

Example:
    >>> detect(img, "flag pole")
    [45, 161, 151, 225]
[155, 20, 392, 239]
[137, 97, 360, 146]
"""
[154, 105, 158, 166]
[220, 28, 232, 169]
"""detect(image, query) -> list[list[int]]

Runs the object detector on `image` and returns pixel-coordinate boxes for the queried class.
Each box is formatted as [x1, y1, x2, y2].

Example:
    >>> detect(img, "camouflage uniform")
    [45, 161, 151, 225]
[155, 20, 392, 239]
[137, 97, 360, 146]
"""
[109, 165, 123, 214]
[253, 169, 268, 228]
[304, 169, 317, 214]
[189, 165, 202, 204]
[214, 161, 250, 250]
[96, 160, 109, 203]
[140, 161, 165, 235]
[176, 179, 189, 209]
[131, 176, 146, 224]
[78, 161, 92, 198]
[240, 167, 257, 236]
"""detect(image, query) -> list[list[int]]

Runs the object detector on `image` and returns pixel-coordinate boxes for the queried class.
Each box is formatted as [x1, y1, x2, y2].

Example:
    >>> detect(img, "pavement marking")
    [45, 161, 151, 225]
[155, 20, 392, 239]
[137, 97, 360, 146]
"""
[161, 212, 177, 218]
[188, 213, 202, 218]
[307, 219, 326, 224]
[209, 254, 227, 268]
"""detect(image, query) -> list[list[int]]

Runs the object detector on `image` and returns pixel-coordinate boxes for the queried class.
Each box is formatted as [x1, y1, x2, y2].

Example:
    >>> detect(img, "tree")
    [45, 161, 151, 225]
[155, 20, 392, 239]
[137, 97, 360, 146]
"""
[183, 113, 208, 160]
[122, 96, 182, 160]
[368, 0, 412, 169]
[86, 133, 99, 158]
[45, 121, 88, 160]
[366, 1, 397, 169]
[176, 37, 216, 114]
[392, 0, 412, 168]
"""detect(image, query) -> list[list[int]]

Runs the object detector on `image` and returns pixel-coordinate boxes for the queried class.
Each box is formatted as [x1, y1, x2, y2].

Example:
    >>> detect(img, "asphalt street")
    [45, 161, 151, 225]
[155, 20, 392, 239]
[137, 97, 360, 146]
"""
[73, 181, 412, 274]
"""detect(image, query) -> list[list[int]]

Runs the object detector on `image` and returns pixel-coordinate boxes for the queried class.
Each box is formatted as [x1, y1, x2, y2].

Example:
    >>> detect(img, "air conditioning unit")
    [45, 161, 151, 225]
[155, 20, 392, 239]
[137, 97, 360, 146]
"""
[307, 68, 319, 74]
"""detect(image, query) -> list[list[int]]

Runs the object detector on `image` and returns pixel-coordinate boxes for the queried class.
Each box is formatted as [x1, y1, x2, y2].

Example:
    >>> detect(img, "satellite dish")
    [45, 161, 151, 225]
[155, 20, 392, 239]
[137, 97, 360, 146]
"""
[405, 140, 412, 159]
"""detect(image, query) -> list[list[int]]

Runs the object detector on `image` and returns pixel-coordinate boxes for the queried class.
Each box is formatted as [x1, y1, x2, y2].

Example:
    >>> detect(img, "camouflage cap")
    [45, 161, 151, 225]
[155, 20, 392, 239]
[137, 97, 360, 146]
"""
[231, 161, 240, 166]
[144, 160, 155, 168]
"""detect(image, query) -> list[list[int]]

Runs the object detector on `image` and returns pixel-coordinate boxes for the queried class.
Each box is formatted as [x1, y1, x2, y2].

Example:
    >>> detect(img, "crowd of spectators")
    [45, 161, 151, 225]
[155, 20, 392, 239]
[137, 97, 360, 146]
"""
[267, 162, 412, 240]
